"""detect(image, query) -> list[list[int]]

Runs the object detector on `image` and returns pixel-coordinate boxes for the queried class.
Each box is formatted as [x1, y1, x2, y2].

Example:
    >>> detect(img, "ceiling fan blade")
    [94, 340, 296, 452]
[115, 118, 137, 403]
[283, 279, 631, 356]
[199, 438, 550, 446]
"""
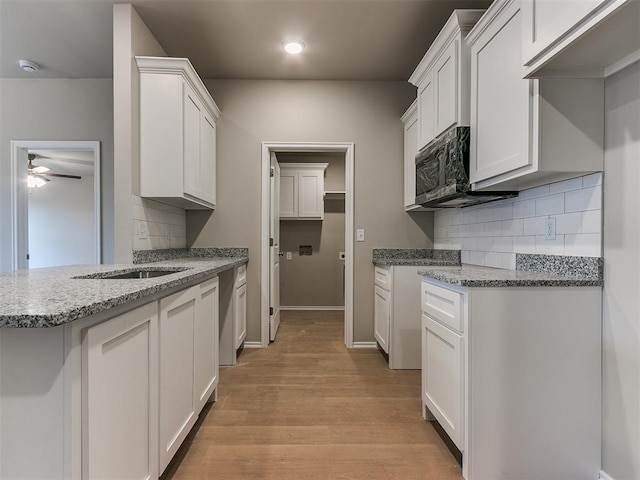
[45, 173, 82, 180]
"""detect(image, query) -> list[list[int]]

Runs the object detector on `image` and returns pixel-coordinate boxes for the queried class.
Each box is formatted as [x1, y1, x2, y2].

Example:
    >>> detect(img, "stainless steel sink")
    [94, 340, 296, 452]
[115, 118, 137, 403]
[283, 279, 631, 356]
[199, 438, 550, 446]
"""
[73, 267, 189, 280]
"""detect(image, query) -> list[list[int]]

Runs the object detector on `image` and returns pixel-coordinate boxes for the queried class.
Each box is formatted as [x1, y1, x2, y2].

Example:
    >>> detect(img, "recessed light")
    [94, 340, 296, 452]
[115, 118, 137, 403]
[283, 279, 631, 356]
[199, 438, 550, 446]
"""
[19, 60, 39, 72]
[283, 41, 304, 55]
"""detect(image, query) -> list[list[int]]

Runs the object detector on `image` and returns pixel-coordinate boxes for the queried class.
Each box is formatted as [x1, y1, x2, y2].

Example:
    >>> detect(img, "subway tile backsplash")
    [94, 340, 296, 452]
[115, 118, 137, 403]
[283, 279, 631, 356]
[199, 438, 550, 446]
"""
[435, 173, 602, 269]
[132, 196, 186, 250]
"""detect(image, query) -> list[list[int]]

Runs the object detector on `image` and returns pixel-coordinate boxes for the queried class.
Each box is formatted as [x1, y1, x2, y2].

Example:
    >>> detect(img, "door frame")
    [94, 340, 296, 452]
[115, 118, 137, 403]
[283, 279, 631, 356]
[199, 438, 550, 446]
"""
[10, 140, 101, 270]
[260, 142, 355, 348]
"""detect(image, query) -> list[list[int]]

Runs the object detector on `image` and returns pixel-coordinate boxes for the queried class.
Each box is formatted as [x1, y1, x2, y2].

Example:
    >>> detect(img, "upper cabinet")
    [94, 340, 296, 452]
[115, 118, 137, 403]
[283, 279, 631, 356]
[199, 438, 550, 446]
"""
[137, 56, 221, 210]
[402, 101, 420, 211]
[409, 10, 485, 152]
[522, 0, 640, 78]
[280, 163, 328, 220]
[467, 0, 604, 192]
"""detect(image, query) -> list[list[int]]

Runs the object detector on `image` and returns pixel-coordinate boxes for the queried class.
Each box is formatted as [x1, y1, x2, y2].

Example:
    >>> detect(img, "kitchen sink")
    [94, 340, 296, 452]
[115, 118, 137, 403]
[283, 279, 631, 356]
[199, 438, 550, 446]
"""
[73, 267, 190, 280]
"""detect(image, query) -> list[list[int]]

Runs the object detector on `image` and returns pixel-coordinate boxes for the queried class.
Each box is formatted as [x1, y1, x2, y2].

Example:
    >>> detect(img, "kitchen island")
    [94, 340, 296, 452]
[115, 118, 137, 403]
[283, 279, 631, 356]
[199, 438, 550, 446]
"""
[418, 254, 603, 480]
[0, 249, 248, 480]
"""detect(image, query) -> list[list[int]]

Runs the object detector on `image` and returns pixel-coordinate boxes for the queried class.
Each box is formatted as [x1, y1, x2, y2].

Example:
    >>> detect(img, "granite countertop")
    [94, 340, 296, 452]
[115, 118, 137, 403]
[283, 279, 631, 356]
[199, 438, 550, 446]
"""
[0, 256, 247, 328]
[372, 248, 461, 266]
[419, 254, 603, 288]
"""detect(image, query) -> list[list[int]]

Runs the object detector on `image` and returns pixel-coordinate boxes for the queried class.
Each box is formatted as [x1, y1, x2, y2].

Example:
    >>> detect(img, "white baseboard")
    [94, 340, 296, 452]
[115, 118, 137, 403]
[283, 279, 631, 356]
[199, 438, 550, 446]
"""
[352, 342, 377, 348]
[600, 470, 616, 480]
[243, 341, 262, 349]
[280, 306, 345, 311]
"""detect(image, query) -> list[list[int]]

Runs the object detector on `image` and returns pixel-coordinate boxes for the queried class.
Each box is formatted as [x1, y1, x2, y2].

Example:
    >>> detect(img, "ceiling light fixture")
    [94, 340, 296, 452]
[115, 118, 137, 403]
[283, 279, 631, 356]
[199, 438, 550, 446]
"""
[27, 174, 46, 188]
[18, 60, 39, 72]
[283, 40, 304, 55]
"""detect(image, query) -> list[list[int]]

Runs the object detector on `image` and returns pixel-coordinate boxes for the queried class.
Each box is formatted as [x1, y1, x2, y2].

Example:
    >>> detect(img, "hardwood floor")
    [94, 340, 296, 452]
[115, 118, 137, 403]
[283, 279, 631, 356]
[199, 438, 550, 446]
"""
[163, 310, 463, 480]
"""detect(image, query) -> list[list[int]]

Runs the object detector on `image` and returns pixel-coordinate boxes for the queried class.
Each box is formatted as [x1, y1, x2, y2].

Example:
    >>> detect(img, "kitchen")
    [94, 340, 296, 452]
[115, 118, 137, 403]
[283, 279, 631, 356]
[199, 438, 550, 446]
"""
[0, 1, 639, 479]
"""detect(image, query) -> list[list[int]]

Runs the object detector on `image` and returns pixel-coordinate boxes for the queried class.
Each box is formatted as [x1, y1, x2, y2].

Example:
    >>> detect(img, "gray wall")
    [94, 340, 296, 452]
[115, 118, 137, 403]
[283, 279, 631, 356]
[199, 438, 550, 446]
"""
[602, 62, 640, 480]
[188, 79, 434, 343]
[279, 153, 345, 308]
[0, 78, 114, 269]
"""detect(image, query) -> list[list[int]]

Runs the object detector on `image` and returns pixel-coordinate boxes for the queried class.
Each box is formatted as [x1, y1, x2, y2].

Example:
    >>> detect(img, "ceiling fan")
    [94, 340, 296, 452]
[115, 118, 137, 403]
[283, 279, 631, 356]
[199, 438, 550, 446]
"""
[27, 153, 81, 188]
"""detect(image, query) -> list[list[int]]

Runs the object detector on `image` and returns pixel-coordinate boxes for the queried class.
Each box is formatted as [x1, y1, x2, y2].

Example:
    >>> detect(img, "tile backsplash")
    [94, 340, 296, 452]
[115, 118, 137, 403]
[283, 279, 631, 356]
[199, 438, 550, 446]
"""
[132, 196, 186, 250]
[434, 173, 602, 269]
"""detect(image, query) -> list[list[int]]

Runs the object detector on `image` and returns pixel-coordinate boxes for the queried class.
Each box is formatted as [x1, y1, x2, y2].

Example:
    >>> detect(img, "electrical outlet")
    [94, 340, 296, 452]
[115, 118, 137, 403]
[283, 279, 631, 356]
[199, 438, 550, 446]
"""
[138, 221, 149, 240]
[286, 252, 292, 260]
[545, 217, 556, 240]
[356, 229, 365, 242]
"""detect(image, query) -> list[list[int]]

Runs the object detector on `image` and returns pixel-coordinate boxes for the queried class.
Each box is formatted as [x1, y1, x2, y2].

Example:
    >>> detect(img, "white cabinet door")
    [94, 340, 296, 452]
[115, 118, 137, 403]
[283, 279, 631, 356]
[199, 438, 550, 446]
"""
[279, 169, 298, 218]
[422, 314, 463, 450]
[200, 112, 217, 206]
[298, 169, 324, 218]
[374, 285, 391, 354]
[183, 84, 202, 201]
[83, 302, 159, 480]
[469, 1, 532, 184]
[434, 40, 458, 137]
[402, 101, 419, 209]
[234, 282, 247, 349]
[417, 71, 435, 151]
[194, 277, 219, 413]
[159, 286, 198, 473]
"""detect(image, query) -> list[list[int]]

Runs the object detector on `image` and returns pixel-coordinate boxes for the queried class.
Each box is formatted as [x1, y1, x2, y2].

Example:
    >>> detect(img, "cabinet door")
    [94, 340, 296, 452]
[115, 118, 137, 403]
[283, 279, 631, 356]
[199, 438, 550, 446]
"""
[374, 285, 391, 354]
[279, 169, 298, 218]
[183, 84, 203, 200]
[417, 71, 435, 150]
[434, 40, 458, 137]
[470, 2, 533, 184]
[234, 283, 247, 349]
[195, 277, 219, 413]
[159, 286, 198, 473]
[422, 314, 463, 450]
[199, 112, 217, 206]
[403, 106, 419, 209]
[298, 170, 324, 218]
[83, 302, 159, 480]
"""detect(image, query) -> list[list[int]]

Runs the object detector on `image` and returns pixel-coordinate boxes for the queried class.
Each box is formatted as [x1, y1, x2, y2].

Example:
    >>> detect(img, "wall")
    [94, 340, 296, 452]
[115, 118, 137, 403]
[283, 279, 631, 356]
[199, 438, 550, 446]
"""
[28, 175, 96, 268]
[279, 153, 345, 308]
[113, 5, 185, 263]
[0, 78, 114, 270]
[602, 62, 640, 480]
[132, 195, 187, 250]
[187, 79, 433, 343]
[434, 172, 603, 268]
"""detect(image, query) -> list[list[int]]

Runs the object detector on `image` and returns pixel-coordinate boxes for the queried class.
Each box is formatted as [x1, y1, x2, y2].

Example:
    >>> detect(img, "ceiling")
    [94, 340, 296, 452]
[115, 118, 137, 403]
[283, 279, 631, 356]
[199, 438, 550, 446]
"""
[0, 0, 491, 81]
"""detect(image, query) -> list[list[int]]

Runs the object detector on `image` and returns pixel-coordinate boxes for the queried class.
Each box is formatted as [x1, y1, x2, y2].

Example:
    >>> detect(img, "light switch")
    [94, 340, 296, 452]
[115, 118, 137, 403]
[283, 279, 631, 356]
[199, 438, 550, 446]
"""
[356, 229, 365, 242]
[286, 252, 292, 260]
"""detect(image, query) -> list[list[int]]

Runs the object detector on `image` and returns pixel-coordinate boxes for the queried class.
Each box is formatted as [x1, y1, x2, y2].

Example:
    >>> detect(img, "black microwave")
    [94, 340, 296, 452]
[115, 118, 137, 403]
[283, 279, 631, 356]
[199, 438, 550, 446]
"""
[415, 127, 517, 208]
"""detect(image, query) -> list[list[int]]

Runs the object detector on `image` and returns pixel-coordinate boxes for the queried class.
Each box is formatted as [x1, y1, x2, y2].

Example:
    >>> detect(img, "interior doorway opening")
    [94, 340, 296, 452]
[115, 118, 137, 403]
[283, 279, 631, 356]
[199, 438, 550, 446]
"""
[10, 140, 101, 270]
[261, 142, 354, 348]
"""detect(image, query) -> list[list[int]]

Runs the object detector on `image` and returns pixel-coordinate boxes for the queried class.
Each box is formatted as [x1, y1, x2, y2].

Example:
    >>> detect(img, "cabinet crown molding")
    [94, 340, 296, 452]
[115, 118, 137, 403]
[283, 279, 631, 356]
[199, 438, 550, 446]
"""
[401, 99, 418, 122]
[409, 9, 485, 86]
[466, 0, 517, 46]
[136, 56, 221, 120]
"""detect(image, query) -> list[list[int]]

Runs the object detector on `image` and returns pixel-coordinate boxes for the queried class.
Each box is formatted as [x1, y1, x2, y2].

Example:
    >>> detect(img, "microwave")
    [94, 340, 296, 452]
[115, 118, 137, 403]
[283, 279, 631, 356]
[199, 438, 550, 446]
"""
[415, 127, 517, 208]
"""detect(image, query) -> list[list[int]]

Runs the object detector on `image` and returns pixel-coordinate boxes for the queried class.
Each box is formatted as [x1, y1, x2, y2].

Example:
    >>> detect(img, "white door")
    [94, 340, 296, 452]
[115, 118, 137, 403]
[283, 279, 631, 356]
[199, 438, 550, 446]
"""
[270, 152, 281, 341]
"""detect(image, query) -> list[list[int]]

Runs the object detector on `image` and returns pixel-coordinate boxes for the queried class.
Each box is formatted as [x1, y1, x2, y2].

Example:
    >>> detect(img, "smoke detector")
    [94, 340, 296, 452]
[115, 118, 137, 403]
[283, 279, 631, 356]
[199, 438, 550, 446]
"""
[18, 60, 39, 72]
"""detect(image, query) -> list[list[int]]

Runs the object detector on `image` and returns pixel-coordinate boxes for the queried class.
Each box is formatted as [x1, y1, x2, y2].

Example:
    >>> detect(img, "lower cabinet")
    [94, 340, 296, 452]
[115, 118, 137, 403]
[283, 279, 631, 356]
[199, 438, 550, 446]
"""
[194, 277, 220, 412]
[83, 302, 159, 480]
[373, 284, 391, 353]
[234, 267, 247, 350]
[420, 277, 603, 480]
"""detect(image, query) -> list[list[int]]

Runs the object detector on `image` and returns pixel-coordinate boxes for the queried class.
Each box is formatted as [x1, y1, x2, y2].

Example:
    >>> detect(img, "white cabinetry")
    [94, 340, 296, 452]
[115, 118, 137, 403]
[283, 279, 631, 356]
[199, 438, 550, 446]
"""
[137, 56, 221, 210]
[409, 10, 485, 151]
[159, 286, 199, 473]
[420, 276, 602, 479]
[280, 163, 328, 220]
[234, 264, 247, 349]
[401, 100, 429, 212]
[373, 265, 424, 369]
[521, 0, 639, 78]
[194, 277, 219, 413]
[467, 0, 604, 192]
[83, 302, 159, 480]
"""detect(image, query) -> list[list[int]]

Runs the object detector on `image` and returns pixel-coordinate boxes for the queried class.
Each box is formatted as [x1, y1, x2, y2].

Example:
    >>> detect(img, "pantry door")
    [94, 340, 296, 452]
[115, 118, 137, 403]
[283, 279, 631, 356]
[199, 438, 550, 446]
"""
[269, 152, 281, 341]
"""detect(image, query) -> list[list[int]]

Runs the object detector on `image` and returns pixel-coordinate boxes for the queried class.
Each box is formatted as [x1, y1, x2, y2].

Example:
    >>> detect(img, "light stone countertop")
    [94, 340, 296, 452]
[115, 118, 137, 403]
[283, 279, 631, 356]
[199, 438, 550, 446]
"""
[418, 264, 603, 288]
[0, 257, 247, 328]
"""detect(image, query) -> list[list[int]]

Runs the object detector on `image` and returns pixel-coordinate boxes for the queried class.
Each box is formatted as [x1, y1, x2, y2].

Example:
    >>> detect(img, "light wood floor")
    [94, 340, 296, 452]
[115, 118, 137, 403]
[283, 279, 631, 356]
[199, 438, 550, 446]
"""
[163, 310, 463, 480]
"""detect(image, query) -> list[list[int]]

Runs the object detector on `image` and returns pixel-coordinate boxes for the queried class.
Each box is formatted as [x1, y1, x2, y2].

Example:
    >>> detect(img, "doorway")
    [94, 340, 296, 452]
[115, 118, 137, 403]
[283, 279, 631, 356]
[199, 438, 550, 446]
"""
[261, 142, 354, 348]
[10, 140, 101, 270]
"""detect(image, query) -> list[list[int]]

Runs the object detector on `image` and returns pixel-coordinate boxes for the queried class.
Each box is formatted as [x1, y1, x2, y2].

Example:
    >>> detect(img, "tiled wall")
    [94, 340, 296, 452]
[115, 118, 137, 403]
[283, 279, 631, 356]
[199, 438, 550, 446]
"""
[132, 196, 186, 250]
[434, 173, 603, 269]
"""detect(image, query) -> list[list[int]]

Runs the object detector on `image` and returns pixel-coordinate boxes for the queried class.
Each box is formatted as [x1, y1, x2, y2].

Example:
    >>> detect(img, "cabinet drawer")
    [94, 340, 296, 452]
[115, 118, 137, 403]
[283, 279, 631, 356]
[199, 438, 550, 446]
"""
[235, 264, 247, 288]
[374, 266, 392, 291]
[422, 281, 463, 333]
